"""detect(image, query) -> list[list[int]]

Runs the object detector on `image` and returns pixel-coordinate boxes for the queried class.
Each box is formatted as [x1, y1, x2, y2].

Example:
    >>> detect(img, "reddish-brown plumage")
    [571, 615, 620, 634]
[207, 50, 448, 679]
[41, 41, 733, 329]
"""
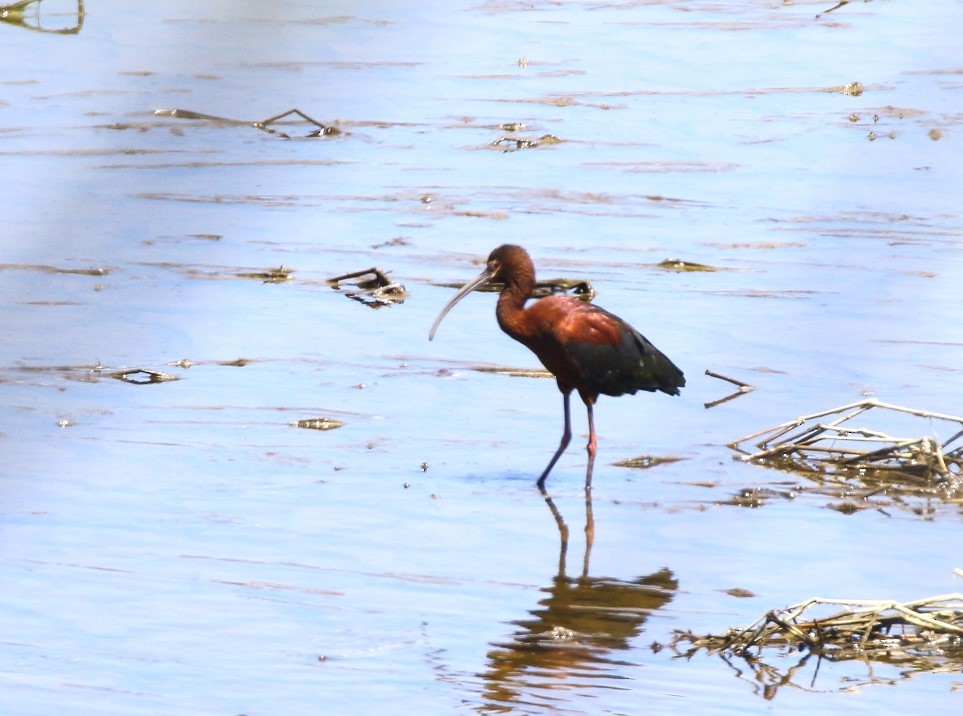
[430, 244, 684, 491]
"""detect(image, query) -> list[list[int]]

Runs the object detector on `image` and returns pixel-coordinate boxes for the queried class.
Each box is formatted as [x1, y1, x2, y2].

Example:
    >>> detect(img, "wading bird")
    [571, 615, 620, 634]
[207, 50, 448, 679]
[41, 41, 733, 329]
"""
[429, 244, 684, 491]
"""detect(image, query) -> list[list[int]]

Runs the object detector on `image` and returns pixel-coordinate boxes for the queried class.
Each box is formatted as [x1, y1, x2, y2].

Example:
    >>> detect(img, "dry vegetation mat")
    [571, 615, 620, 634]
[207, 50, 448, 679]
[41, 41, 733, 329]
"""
[729, 400, 963, 511]
[671, 593, 963, 692]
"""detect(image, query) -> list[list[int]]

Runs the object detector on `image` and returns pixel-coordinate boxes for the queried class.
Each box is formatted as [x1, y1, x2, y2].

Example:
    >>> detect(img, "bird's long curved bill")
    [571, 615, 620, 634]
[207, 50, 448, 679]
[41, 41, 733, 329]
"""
[428, 268, 493, 341]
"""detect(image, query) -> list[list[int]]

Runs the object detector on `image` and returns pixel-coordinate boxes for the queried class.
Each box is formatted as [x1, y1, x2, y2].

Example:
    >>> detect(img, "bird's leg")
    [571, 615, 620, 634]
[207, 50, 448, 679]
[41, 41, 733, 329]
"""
[584, 402, 597, 492]
[536, 391, 572, 489]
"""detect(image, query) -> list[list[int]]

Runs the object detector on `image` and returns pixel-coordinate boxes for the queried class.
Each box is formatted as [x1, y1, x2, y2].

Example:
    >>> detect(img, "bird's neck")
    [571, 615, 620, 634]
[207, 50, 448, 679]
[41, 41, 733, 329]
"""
[495, 279, 534, 340]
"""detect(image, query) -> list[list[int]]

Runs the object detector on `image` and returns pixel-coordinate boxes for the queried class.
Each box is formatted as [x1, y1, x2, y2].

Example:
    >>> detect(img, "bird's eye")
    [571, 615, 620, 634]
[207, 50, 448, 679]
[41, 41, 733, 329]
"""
[489, 260, 501, 274]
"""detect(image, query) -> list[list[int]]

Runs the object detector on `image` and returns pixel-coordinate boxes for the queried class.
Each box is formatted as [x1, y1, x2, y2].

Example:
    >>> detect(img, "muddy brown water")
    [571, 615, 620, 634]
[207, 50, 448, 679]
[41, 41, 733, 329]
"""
[2, 1, 963, 714]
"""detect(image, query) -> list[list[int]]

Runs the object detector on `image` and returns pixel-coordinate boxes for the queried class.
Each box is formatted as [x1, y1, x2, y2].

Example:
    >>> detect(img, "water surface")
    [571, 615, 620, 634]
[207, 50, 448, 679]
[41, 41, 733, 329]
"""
[2, 0, 962, 713]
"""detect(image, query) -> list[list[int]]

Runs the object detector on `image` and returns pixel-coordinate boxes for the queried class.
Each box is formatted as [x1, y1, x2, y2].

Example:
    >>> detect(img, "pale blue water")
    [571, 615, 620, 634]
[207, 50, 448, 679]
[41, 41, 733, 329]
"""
[2, 1, 962, 714]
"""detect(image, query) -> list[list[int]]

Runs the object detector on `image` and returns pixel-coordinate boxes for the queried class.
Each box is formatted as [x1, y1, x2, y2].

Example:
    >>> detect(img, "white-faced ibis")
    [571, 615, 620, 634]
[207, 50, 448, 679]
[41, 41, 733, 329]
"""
[429, 244, 685, 491]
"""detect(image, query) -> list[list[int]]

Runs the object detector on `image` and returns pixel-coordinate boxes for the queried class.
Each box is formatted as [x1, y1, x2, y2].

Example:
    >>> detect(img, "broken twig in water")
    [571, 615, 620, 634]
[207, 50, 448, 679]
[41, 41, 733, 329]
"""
[327, 267, 406, 308]
[704, 369, 755, 409]
[108, 368, 180, 385]
[154, 107, 341, 138]
[818, 0, 852, 16]
[236, 265, 294, 284]
[0, 0, 85, 34]
[706, 369, 753, 391]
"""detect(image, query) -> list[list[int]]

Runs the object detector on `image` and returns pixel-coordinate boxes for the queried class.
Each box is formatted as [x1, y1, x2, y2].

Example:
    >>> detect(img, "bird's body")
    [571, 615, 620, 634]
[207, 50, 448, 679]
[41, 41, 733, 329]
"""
[497, 293, 683, 402]
[430, 244, 684, 491]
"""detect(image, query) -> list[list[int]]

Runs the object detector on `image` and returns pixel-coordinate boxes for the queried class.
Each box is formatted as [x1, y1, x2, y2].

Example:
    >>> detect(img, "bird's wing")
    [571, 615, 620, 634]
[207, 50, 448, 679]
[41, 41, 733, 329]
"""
[528, 299, 684, 397]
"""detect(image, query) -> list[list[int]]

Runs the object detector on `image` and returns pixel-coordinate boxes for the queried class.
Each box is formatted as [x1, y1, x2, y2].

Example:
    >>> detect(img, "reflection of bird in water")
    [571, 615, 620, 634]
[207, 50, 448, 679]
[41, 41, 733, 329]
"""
[478, 491, 678, 711]
[429, 244, 684, 492]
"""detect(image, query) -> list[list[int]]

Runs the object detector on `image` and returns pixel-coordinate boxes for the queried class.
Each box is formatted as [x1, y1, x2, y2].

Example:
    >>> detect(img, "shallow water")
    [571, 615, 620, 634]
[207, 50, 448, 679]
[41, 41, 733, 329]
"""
[2, 0, 963, 713]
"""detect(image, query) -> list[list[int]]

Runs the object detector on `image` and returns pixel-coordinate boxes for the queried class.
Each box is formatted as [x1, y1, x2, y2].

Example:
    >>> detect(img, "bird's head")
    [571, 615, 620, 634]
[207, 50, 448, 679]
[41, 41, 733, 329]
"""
[428, 244, 533, 341]
[485, 244, 531, 284]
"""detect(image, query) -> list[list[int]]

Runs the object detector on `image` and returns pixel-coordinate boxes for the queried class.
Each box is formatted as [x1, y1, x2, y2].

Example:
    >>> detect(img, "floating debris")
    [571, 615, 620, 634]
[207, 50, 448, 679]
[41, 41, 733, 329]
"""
[658, 258, 717, 272]
[445, 277, 595, 302]
[730, 399, 963, 499]
[718, 485, 798, 508]
[0, 263, 108, 277]
[236, 265, 293, 283]
[818, 0, 857, 16]
[327, 267, 406, 308]
[371, 236, 410, 249]
[471, 365, 553, 379]
[842, 81, 864, 96]
[532, 278, 595, 302]
[721, 587, 757, 599]
[294, 418, 344, 431]
[0, 0, 84, 34]
[164, 358, 254, 369]
[108, 369, 180, 385]
[154, 107, 341, 139]
[672, 593, 963, 663]
[490, 134, 562, 152]
[614, 454, 685, 470]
